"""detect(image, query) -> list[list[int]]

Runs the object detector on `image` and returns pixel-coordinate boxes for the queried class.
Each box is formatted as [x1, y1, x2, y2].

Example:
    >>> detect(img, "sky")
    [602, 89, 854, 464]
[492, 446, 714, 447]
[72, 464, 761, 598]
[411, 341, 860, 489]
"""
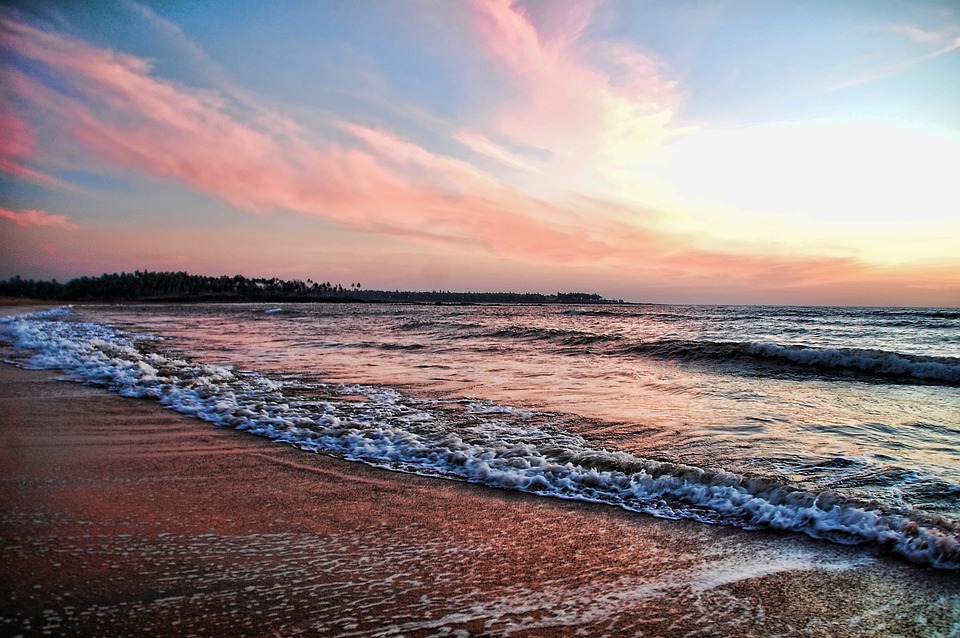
[1, 0, 959, 306]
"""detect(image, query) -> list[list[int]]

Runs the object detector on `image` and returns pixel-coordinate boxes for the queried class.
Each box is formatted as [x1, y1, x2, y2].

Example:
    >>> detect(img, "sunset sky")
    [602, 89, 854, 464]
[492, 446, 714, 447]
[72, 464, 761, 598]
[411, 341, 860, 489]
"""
[1, 0, 959, 305]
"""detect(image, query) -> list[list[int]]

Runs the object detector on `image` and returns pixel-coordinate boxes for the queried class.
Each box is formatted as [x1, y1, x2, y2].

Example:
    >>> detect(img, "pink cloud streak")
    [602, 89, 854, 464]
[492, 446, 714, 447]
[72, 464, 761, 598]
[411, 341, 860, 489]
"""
[2, 15, 629, 262]
[0, 112, 61, 185]
[0, 207, 78, 231]
[469, 0, 682, 182]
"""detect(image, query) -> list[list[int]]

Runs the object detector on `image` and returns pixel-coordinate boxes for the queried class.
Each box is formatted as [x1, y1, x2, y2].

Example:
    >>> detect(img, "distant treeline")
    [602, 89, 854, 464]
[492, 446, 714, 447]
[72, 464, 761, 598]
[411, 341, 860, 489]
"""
[0, 271, 622, 304]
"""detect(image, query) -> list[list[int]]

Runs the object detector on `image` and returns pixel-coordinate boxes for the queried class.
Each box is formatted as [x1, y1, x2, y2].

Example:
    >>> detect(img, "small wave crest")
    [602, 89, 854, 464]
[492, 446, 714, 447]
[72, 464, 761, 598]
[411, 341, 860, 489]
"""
[888, 309, 960, 321]
[624, 339, 960, 385]
[484, 326, 621, 347]
[563, 308, 620, 317]
[2, 309, 959, 569]
[746, 342, 960, 383]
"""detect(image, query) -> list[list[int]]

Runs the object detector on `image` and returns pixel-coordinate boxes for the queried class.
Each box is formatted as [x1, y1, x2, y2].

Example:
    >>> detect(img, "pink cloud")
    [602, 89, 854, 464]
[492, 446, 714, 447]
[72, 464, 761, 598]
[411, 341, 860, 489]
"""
[456, 130, 542, 172]
[469, 0, 682, 184]
[0, 111, 61, 184]
[0, 113, 32, 165]
[2, 15, 633, 265]
[0, 207, 78, 231]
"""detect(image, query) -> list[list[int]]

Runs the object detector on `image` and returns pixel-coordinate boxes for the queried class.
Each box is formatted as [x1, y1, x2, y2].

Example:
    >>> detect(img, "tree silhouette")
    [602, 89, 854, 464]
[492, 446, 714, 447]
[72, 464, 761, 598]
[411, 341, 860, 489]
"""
[0, 271, 616, 304]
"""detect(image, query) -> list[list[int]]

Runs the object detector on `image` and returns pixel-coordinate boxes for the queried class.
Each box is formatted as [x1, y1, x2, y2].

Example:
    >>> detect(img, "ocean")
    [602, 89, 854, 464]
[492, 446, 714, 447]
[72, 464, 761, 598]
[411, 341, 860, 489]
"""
[2, 302, 959, 571]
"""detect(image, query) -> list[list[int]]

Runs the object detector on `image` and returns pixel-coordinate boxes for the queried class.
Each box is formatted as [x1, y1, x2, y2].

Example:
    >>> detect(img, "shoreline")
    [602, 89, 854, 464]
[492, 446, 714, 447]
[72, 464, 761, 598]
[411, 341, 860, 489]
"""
[1, 361, 959, 635]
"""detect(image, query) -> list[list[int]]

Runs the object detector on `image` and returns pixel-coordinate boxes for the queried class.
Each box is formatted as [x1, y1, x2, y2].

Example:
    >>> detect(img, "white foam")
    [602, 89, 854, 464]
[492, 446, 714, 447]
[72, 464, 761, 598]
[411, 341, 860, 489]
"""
[748, 342, 960, 383]
[689, 547, 871, 594]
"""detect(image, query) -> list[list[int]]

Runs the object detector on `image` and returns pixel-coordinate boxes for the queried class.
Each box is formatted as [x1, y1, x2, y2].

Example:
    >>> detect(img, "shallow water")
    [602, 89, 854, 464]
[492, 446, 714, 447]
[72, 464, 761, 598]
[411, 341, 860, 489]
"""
[2, 302, 959, 568]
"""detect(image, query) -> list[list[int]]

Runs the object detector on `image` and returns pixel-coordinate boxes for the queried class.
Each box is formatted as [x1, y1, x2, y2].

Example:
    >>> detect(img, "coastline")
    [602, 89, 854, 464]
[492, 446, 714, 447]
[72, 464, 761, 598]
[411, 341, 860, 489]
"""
[1, 355, 958, 634]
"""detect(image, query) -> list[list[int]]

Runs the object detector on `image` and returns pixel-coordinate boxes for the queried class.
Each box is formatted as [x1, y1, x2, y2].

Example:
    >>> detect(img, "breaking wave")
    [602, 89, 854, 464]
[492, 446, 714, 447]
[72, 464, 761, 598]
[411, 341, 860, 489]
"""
[620, 339, 960, 384]
[2, 307, 959, 569]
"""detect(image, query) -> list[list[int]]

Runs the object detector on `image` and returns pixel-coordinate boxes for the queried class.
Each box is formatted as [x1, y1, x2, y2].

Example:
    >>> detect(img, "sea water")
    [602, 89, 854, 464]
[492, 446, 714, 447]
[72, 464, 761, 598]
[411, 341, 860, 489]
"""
[2, 303, 959, 569]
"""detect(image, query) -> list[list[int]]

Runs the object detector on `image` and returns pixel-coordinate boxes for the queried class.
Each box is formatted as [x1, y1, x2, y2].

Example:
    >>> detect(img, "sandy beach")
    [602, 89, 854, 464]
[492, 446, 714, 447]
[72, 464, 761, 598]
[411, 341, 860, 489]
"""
[1, 359, 958, 636]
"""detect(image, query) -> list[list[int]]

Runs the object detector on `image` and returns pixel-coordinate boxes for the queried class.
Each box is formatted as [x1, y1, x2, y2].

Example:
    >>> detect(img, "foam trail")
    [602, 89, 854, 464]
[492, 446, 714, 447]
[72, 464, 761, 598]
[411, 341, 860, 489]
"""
[2, 308, 958, 569]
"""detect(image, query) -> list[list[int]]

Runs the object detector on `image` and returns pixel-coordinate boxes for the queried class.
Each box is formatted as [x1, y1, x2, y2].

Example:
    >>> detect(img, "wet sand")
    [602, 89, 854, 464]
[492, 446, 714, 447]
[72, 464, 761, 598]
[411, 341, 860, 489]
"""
[1, 362, 958, 637]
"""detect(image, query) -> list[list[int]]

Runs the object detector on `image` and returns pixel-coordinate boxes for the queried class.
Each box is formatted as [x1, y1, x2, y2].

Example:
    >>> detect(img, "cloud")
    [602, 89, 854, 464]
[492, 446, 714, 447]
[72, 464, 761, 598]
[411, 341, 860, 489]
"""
[821, 16, 960, 94]
[468, 0, 683, 195]
[0, 207, 78, 231]
[0, 113, 32, 170]
[889, 24, 944, 44]
[885, 18, 960, 55]
[0, 112, 62, 185]
[456, 130, 542, 173]
[0, 14, 633, 265]
[120, 0, 304, 138]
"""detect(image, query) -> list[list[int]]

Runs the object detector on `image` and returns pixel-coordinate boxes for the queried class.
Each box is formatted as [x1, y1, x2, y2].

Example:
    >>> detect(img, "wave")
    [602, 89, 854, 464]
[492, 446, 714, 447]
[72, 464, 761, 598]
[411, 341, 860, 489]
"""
[563, 308, 621, 317]
[484, 326, 622, 347]
[619, 339, 960, 385]
[2, 308, 959, 569]
[873, 308, 960, 321]
[380, 342, 427, 351]
[924, 310, 960, 320]
[745, 342, 960, 382]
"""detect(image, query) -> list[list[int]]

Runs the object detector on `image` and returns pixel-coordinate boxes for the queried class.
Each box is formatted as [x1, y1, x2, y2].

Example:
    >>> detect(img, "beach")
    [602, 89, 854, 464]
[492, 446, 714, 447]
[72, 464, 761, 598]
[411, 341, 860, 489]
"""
[1, 360, 958, 637]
